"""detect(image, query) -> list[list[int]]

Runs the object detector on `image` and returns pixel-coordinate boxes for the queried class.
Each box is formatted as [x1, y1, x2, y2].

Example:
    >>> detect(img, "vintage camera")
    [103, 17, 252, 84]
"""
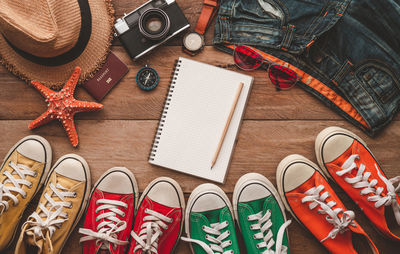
[115, 0, 190, 60]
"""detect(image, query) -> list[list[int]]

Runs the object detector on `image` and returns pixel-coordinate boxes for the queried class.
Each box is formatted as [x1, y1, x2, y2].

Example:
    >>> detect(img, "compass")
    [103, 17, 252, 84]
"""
[136, 65, 159, 91]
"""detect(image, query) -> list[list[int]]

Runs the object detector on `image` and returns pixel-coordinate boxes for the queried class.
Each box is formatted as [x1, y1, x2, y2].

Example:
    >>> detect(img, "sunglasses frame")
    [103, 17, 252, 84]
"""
[233, 45, 300, 90]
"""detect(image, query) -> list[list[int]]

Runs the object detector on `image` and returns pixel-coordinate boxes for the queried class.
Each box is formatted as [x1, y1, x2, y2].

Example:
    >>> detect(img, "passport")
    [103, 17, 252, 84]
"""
[83, 52, 129, 101]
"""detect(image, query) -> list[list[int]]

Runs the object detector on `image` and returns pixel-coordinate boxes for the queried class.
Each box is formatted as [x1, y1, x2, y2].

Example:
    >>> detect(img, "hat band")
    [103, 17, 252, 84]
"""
[3, 0, 92, 67]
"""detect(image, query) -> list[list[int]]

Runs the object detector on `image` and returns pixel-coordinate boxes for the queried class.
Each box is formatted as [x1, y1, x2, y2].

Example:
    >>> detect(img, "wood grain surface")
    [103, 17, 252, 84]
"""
[1, 0, 399, 253]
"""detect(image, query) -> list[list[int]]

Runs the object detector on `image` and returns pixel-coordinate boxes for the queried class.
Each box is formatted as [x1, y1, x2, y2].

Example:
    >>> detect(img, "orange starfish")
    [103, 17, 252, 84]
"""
[29, 67, 104, 147]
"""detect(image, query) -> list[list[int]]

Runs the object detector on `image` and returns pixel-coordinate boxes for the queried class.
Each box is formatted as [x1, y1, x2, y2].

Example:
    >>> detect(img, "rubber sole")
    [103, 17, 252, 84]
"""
[1, 135, 52, 251]
[184, 183, 233, 254]
[232, 172, 288, 238]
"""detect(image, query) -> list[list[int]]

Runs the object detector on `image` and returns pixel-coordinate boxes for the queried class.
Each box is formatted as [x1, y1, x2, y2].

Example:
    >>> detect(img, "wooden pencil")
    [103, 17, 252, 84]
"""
[211, 82, 244, 168]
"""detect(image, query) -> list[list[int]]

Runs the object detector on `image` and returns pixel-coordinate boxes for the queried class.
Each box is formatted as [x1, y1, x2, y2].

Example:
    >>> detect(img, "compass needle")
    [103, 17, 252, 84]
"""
[136, 65, 159, 91]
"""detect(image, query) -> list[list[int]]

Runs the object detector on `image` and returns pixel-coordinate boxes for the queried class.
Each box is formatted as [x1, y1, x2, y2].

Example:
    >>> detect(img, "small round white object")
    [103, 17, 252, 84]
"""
[183, 32, 204, 52]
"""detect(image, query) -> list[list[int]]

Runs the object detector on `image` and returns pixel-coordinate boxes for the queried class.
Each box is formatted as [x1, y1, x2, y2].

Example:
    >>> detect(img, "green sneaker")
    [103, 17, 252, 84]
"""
[182, 183, 240, 254]
[233, 173, 291, 254]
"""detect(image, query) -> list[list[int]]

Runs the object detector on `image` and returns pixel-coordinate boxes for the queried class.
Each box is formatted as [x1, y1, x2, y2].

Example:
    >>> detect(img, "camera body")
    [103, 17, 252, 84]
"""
[115, 0, 190, 60]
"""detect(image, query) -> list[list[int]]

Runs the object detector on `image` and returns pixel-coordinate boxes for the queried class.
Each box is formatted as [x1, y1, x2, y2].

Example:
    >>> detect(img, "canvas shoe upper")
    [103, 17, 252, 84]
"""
[79, 167, 138, 254]
[233, 173, 291, 254]
[276, 154, 378, 254]
[15, 154, 91, 254]
[128, 177, 185, 254]
[316, 126, 400, 240]
[0, 135, 52, 252]
[182, 183, 240, 254]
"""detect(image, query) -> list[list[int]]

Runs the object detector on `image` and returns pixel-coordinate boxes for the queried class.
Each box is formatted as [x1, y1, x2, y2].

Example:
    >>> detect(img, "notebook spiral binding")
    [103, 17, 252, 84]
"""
[148, 59, 182, 161]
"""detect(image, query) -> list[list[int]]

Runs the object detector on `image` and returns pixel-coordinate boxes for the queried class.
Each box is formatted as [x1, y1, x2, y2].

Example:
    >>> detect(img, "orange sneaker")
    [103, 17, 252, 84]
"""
[316, 126, 400, 241]
[277, 154, 378, 254]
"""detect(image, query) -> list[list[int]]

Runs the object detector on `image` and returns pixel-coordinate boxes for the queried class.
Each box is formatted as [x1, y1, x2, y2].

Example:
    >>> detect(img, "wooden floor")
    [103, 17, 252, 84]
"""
[1, 0, 400, 253]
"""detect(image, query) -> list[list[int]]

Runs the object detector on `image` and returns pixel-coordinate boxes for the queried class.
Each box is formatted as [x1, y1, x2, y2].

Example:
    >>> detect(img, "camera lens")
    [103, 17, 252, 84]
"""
[139, 8, 170, 40]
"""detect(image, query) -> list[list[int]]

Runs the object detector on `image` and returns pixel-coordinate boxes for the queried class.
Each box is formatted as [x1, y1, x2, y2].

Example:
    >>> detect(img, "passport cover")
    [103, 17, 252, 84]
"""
[83, 52, 129, 101]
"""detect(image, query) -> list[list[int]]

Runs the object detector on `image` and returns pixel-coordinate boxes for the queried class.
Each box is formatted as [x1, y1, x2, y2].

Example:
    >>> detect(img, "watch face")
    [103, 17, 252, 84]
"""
[183, 32, 204, 52]
[136, 67, 159, 91]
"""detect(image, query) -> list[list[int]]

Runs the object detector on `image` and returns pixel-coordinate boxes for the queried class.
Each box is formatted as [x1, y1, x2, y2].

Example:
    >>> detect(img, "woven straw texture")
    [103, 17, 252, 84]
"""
[0, 0, 115, 90]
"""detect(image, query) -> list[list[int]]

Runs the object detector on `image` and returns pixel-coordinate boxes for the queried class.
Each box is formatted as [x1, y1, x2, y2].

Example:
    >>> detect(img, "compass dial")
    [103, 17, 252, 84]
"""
[136, 66, 159, 91]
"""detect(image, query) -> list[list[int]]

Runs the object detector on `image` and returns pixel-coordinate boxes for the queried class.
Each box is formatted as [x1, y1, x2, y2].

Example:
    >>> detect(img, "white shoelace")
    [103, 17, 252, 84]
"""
[79, 199, 129, 249]
[338, 154, 400, 225]
[248, 210, 291, 254]
[131, 208, 173, 253]
[23, 182, 76, 240]
[181, 221, 233, 254]
[0, 161, 35, 215]
[302, 185, 356, 242]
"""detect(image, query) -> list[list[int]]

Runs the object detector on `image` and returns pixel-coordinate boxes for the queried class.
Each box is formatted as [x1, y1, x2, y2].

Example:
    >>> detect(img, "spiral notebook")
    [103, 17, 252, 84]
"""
[149, 57, 253, 183]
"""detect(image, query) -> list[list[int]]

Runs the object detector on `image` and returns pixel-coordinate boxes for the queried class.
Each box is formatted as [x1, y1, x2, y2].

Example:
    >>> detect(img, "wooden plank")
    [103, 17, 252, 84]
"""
[1, 120, 399, 253]
[2, 46, 398, 122]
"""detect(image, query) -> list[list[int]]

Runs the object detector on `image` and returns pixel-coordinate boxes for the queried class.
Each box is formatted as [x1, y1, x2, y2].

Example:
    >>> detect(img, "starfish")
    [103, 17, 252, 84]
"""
[29, 67, 104, 147]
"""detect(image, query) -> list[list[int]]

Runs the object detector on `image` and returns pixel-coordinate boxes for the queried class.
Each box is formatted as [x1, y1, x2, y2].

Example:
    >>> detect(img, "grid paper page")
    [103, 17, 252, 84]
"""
[149, 57, 253, 183]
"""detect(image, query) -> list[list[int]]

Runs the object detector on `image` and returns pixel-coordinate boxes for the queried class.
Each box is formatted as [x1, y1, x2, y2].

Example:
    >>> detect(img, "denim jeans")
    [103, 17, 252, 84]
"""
[213, 0, 400, 136]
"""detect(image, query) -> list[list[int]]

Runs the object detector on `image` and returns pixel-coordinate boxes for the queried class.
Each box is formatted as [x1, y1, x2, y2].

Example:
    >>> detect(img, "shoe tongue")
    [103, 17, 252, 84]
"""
[1, 153, 36, 201]
[16, 152, 37, 168]
[200, 207, 225, 224]
[244, 197, 266, 213]
[98, 242, 112, 254]
[98, 247, 111, 254]
[46, 173, 79, 204]
[25, 230, 47, 253]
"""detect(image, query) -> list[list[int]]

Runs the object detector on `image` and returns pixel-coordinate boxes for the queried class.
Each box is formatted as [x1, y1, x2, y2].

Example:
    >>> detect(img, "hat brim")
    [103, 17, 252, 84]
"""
[0, 0, 115, 90]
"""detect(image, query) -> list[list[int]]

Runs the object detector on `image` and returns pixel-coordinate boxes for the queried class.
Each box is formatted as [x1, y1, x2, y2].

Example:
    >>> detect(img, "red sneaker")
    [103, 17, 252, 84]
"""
[316, 126, 400, 240]
[277, 154, 378, 253]
[128, 177, 185, 254]
[79, 167, 138, 254]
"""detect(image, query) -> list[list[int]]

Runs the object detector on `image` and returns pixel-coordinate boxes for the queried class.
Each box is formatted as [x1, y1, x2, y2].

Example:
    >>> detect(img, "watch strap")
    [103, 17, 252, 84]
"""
[194, 0, 219, 34]
[182, 46, 197, 56]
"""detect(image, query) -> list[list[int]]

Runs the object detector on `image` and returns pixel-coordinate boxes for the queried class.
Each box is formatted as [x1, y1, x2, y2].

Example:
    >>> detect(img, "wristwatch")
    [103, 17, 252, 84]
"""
[183, 0, 219, 56]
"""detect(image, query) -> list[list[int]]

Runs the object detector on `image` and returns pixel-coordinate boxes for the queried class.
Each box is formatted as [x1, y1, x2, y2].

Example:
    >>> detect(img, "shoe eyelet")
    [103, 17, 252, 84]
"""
[202, 225, 206, 230]
[73, 192, 77, 198]
[122, 212, 126, 217]
[68, 203, 73, 209]
[253, 235, 257, 239]
[28, 183, 33, 189]
[227, 230, 230, 236]
[33, 172, 38, 177]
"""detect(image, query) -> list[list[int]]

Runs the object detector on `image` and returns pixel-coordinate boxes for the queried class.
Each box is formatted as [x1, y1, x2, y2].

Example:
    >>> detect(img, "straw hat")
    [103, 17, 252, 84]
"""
[0, 0, 115, 89]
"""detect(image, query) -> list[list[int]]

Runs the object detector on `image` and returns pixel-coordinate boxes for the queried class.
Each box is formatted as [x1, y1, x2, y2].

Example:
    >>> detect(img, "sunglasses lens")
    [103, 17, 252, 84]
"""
[234, 46, 263, 70]
[268, 64, 297, 90]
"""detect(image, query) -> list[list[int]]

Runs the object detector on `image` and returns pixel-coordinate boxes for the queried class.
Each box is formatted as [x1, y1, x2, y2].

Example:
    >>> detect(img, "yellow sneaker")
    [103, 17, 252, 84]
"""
[0, 135, 52, 252]
[15, 154, 91, 254]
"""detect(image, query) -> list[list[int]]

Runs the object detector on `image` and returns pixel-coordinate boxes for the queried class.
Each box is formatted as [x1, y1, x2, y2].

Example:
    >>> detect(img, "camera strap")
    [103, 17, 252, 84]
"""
[194, 0, 219, 35]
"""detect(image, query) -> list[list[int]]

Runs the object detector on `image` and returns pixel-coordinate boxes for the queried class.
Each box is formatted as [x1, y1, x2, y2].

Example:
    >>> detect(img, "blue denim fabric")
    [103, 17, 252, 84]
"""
[213, 0, 400, 136]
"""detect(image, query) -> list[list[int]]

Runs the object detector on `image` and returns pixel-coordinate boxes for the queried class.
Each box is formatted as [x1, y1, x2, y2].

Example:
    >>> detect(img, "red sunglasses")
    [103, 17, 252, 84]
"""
[233, 45, 299, 90]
